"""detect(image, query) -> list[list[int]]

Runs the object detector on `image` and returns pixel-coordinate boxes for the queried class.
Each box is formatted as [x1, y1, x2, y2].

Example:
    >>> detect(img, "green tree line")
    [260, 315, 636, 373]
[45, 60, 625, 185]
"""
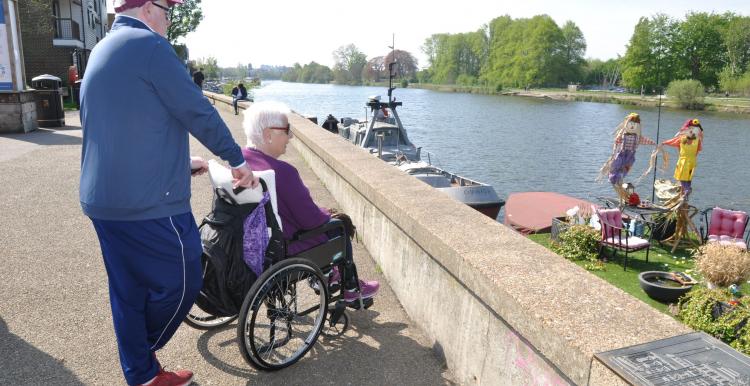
[419, 15, 587, 89]
[282, 44, 419, 86]
[622, 12, 750, 95]
[281, 62, 333, 84]
[418, 12, 750, 96]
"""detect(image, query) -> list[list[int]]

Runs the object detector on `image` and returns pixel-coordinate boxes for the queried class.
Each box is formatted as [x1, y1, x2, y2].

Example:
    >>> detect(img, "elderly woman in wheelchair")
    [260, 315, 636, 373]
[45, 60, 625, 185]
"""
[185, 101, 379, 371]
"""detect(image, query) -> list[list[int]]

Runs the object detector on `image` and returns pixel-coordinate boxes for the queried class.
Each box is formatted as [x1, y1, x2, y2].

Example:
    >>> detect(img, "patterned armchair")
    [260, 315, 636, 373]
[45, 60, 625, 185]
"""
[594, 206, 651, 270]
[700, 207, 748, 250]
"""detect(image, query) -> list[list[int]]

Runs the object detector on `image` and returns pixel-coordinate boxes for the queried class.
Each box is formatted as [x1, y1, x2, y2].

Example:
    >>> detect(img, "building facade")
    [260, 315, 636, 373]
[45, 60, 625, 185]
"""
[19, 0, 107, 86]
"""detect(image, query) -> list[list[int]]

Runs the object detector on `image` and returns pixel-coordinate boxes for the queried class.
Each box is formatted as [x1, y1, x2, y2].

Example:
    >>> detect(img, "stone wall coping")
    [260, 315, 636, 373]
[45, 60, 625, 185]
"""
[205, 91, 691, 383]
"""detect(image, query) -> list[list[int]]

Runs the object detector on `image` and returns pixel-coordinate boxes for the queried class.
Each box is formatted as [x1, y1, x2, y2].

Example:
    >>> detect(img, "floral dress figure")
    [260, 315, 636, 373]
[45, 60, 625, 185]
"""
[598, 113, 655, 200]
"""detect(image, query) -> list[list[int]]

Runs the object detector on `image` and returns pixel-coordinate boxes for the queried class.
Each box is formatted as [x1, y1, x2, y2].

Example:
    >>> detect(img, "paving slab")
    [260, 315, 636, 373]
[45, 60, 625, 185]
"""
[0, 110, 453, 385]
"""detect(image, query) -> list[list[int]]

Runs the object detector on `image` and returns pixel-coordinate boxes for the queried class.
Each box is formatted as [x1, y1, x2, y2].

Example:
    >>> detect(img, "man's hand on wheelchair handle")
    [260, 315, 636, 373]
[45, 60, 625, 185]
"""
[190, 156, 209, 176]
[232, 163, 260, 190]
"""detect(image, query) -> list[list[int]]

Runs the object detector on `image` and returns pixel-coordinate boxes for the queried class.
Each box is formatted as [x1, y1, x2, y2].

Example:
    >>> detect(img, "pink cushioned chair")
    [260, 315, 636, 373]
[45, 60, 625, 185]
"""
[594, 206, 651, 271]
[701, 207, 749, 250]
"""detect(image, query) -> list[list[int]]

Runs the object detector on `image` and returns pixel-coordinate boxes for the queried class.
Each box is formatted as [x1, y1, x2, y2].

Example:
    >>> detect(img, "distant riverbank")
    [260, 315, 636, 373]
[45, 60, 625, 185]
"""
[403, 83, 750, 115]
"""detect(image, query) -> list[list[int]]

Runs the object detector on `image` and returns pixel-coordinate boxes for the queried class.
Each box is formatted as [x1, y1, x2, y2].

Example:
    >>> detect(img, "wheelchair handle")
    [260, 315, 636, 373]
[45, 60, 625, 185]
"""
[232, 178, 269, 195]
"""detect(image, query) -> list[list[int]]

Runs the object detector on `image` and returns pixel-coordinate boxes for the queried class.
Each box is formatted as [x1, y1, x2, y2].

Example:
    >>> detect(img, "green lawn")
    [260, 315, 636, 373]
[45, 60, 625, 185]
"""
[527, 233, 749, 314]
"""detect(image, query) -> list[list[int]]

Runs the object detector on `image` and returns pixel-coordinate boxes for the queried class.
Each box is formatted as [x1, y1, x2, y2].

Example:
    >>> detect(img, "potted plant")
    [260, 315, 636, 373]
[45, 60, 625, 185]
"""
[695, 243, 750, 288]
[550, 216, 570, 243]
[651, 210, 678, 241]
[552, 205, 593, 242]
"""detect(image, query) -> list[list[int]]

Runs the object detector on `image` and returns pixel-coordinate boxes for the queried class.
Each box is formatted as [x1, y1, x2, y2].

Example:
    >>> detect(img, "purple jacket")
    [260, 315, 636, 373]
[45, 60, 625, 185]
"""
[242, 148, 330, 255]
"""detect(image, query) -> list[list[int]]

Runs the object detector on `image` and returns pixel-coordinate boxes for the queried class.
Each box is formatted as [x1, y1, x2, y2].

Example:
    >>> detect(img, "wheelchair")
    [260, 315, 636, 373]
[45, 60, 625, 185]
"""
[184, 170, 373, 371]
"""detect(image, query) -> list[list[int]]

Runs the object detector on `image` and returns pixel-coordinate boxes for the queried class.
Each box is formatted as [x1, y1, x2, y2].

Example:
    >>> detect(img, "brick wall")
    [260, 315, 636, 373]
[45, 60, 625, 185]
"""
[18, 0, 73, 84]
[18, 0, 77, 87]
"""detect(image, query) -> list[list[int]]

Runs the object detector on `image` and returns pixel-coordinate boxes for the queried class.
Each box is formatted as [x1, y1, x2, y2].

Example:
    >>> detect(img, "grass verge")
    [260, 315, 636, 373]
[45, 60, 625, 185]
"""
[527, 233, 749, 314]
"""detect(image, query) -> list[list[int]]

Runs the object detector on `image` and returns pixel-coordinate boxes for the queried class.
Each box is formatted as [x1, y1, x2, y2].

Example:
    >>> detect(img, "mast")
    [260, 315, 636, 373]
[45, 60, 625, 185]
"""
[388, 33, 395, 104]
[387, 33, 400, 154]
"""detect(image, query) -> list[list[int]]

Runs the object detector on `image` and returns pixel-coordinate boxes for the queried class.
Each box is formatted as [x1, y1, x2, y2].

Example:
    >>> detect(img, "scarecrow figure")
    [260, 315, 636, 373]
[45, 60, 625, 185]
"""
[598, 113, 655, 200]
[661, 118, 703, 200]
[642, 118, 705, 252]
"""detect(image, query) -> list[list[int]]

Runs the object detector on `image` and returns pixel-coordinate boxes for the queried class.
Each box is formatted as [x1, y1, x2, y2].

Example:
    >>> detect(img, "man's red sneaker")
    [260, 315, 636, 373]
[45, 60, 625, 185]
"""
[138, 369, 194, 386]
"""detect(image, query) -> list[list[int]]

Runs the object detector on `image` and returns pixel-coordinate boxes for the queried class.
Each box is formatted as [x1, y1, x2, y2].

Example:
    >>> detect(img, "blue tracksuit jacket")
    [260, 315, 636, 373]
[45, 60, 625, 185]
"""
[79, 16, 244, 220]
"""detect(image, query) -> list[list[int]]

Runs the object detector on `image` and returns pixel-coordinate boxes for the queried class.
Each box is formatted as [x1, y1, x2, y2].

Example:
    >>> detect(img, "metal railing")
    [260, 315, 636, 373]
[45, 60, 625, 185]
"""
[53, 18, 81, 41]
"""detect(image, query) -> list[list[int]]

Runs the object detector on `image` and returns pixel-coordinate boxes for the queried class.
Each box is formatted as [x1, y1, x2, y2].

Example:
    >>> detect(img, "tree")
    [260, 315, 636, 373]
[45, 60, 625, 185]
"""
[384, 50, 419, 81]
[362, 56, 386, 82]
[722, 15, 750, 76]
[18, 0, 53, 35]
[281, 62, 332, 84]
[332, 44, 367, 85]
[622, 14, 680, 92]
[232, 63, 248, 79]
[674, 12, 727, 88]
[560, 21, 587, 83]
[167, 0, 203, 43]
[583, 58, 622, 88]
[281, 63, 303, 82]
[422, 35, 442, 68]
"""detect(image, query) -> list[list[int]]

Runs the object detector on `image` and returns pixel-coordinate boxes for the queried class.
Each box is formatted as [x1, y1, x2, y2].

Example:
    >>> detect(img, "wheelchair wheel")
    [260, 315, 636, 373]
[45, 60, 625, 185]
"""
[184, 304, 237, 330]
[237, 258, 328, 370]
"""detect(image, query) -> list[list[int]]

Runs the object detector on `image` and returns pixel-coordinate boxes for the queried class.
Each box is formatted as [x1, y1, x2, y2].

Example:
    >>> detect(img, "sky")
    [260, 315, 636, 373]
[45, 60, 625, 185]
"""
[112, 0, 749, 68]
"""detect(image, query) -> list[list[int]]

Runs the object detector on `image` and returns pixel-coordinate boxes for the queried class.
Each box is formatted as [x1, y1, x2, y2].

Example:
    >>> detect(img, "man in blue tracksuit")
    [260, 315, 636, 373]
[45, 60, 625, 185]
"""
[80, 1, 258, 385]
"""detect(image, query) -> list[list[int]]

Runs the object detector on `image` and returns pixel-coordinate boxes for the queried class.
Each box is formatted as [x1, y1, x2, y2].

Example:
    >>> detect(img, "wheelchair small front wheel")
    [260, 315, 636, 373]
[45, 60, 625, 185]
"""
[237, 258, 328, 371]
[322, 310, 349, 338]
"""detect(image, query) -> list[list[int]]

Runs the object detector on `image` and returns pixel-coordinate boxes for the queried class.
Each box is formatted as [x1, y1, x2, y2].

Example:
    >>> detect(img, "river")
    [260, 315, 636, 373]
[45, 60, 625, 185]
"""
[251, 81, 750, 222]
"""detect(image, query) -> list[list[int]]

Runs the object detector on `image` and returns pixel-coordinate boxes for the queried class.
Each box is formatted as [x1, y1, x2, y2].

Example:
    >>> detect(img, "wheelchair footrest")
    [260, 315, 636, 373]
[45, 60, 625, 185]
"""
[346, 297, 374, 310]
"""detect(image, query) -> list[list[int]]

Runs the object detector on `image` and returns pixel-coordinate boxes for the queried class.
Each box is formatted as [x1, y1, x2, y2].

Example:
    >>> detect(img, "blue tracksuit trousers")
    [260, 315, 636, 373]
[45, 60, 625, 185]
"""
[91, 212, 203, 385]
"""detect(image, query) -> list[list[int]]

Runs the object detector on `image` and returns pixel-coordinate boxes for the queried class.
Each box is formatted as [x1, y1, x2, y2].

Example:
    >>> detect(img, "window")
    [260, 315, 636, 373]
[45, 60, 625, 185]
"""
[365, 128, 407, 148]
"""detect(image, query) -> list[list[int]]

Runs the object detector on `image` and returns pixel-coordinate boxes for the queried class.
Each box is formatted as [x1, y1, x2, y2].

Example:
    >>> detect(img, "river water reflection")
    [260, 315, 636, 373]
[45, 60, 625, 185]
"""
[252, 81, 750, 220]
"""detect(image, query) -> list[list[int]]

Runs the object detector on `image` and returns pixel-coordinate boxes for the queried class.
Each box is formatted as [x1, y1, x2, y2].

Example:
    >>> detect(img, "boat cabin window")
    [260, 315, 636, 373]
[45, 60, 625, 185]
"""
[365, 128, 407, 148]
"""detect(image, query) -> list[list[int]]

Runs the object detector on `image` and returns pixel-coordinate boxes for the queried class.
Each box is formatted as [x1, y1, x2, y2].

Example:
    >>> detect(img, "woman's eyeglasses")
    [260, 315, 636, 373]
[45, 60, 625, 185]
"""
[151, 2, 171, 20]
[268, 124, 292, 136]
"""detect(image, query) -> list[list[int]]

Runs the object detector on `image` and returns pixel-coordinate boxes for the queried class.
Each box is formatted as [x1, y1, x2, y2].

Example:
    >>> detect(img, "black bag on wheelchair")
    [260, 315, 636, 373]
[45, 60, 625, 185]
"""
[195, 180, 285, 317]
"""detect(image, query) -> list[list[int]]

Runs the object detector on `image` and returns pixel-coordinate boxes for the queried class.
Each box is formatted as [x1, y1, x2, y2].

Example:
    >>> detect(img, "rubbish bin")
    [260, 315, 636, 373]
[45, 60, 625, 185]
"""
[31, 74, 65, 127]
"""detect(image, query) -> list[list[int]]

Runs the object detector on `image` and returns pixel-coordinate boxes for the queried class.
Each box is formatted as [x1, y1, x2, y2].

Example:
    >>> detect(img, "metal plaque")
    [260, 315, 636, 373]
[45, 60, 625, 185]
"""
[595, 332, 750, 385]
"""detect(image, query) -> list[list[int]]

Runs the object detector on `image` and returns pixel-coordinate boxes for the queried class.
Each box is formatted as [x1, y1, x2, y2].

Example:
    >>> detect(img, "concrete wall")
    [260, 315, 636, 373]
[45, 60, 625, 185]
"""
[0, 91, 37, 133]
[205, 92, 692, 385]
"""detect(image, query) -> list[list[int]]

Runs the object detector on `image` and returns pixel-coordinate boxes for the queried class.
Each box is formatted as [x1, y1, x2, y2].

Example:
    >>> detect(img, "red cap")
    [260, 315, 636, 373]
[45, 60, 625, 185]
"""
[114, 0, 183, 13]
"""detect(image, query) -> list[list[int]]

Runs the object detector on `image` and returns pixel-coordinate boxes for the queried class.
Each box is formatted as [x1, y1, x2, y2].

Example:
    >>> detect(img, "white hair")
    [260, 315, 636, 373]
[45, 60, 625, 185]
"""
[243, 101, 291, 148]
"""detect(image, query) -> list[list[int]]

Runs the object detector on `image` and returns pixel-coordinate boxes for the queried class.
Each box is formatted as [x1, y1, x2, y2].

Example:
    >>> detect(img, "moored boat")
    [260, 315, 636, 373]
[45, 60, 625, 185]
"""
[330, 63, 504, 219]
[397, 161, 504, 219]
[504, 192, 594, 234]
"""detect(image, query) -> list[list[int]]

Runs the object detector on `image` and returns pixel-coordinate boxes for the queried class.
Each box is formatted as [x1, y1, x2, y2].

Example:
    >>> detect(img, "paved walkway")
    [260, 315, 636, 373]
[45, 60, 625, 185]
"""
[0, 111, 453, 385]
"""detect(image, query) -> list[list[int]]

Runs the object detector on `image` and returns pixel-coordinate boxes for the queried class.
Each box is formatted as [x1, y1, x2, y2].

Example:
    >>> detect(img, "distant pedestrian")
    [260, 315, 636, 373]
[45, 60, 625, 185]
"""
[80, 0, 258, 385]
[193, 67, 204, 89]
[231, 83, 251, 115]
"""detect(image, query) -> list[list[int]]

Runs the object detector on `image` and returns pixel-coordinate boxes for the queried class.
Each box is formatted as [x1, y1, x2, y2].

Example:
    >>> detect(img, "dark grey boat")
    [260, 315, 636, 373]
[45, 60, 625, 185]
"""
[334, 75, 504, 219]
